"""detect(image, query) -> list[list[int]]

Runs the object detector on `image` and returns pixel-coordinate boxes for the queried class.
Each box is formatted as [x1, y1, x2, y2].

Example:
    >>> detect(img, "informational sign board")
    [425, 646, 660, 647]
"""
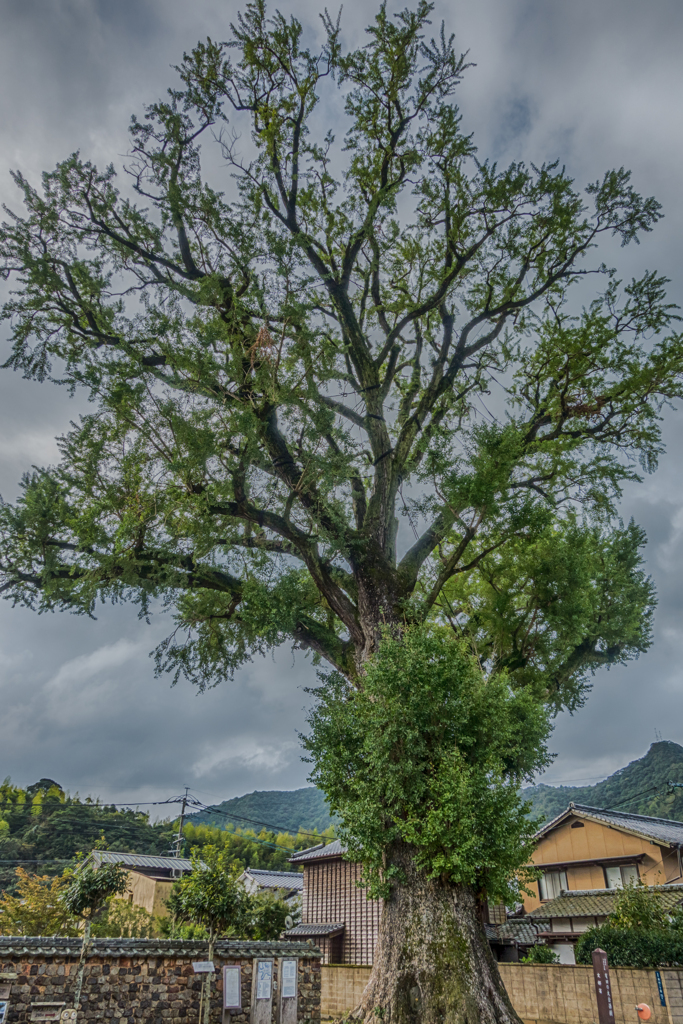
[192, 962, 216, 974]
[31, 1004, 66, 1022]
[250, 960, 274, 1024]
[278, 959, 298, 1024]
[223, 966, 242, 1010]
[0, 1001, 8, 1024]
[280, 960, 297, 1001]
[0, 988, 10, 1001]
[592, 948, 615, 1024]
[256, 961, 272, 1001]
[655, 971, 667, 1007]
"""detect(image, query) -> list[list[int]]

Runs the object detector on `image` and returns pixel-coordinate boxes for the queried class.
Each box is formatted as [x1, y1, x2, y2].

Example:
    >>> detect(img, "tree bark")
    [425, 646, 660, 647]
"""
[354, 844, 522, 1024]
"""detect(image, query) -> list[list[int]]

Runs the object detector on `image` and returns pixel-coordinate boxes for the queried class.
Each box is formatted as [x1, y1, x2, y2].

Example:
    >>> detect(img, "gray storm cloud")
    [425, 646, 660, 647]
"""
[0, 0, 682, 802]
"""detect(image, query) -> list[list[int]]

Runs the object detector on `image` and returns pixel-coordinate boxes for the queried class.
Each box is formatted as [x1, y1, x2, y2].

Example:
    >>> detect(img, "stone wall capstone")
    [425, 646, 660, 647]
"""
[0, 937, 321, 1024]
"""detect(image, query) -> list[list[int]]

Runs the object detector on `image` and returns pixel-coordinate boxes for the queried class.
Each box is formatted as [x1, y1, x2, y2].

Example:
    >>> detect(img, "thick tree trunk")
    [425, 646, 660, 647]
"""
[354, 844, 521, 1024]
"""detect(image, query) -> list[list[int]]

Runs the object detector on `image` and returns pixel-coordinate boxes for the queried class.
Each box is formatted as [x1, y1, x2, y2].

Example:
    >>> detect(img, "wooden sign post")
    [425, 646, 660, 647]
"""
[592, 948, 615, 1024]
[278, 959, 298, 1024]
[250, 959, 274, 1024]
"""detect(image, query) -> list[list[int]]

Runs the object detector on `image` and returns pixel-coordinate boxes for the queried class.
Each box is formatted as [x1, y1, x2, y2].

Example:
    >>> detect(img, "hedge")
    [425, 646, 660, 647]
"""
[575, 926, 683, 968]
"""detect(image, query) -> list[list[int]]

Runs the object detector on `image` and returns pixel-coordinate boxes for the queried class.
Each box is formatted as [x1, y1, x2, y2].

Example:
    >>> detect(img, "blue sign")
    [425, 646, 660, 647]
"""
[655, 970, 666, 1007]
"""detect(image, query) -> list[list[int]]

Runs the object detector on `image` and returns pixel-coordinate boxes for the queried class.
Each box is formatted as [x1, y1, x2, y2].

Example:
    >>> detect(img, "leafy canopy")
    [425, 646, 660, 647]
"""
[166, 845, 252, 940]
[305, 626, 550, 900]
[0, 868, 78, 937]
[0, 0, 678, 708]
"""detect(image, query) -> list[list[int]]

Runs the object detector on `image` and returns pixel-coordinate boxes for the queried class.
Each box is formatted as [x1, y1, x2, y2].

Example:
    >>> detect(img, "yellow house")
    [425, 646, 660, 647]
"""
[524, 802, 683, 914]
[86, 850, 194, 918]
[521, 803, 683, 963]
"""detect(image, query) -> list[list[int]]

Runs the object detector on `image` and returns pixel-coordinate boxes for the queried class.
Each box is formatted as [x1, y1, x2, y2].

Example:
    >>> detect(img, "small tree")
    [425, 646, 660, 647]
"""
[166, 846, 251, 1024]
[608, 881, 668, 930]
[62, 859, 129, 1011]
[246, 890, 298, 940]
[91, 896, 158, 939]
[0, 868, 78, 936]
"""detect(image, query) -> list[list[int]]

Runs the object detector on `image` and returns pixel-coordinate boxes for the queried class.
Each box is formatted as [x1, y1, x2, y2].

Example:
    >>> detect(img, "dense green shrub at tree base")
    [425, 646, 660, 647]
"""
[575, 927, 683, 968]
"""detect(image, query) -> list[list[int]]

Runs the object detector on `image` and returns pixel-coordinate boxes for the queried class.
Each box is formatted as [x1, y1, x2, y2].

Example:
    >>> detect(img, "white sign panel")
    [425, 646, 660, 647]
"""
[223, 966, 242, 1010]
[256, 961, 272, 1000]
[0, 1002, 8, 1024]
[281, 961, 297, 1000]
[192, 962, 215, 974]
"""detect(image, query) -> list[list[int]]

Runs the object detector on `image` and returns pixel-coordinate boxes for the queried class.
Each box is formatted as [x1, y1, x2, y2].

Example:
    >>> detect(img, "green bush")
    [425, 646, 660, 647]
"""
[520, 944, 559, 964]
[575, 926, 683, 968]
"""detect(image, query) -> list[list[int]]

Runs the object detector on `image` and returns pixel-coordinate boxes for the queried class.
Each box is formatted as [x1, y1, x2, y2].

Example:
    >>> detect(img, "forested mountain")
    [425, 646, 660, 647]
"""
[0, 777, 176, 891]
[0, 777, 332, 894]
[3, 741, 681, 895]
[523, 741, 683, 823]
[186, 786, 337, 834]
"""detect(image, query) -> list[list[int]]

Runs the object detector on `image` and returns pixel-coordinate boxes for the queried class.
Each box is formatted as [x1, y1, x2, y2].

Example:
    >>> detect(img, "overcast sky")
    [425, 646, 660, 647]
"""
[0, 0, 682, 809]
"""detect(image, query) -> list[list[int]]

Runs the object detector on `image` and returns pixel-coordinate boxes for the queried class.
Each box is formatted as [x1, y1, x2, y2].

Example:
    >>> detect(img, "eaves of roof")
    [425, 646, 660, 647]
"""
[289, 839, 344, 863]
[528, 884, 683, 919]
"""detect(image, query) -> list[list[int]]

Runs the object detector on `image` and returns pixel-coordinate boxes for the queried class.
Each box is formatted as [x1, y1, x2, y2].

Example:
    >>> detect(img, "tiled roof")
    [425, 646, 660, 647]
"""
[0, 937, 321, 958]
[283, 923, 345, 938]
[535, 803, 683, 847]
[244, 868, 304, 890]
[289, 839, 344, 863]
[87, 850, 194, 872]
[496, 919, 539, 945]
[529, 884, 683, 919]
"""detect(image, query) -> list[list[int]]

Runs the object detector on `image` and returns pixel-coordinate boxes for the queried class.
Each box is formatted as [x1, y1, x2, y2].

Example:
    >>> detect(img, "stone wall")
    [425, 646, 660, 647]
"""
[0, 937, 321, 1024]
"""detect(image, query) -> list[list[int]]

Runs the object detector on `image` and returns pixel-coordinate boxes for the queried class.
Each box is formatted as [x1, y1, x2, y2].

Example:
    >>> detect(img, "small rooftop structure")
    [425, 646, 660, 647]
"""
[239, 867, 304, 902]
[84, 850, 194, 879]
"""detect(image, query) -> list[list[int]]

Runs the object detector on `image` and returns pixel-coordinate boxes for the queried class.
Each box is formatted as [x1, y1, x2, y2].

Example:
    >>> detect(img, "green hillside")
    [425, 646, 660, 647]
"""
[187, 786, 337, 835]
[523, 741, 683, 824]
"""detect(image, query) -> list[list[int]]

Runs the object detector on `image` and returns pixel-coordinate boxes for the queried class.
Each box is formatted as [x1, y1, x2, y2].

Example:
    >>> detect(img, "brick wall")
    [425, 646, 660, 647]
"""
[320, 963, 683, 1024]
[0, 937, 321, 1024]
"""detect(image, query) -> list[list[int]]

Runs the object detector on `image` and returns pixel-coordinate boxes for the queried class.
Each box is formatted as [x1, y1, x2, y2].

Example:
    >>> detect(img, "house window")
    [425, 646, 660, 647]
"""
[604, 864, 639, 889]
[539, 870, 567, 900]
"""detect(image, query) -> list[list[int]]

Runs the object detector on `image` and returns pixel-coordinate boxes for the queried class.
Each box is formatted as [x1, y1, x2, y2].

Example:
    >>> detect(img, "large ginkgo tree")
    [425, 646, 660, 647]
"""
[0, 2, 680, 1021]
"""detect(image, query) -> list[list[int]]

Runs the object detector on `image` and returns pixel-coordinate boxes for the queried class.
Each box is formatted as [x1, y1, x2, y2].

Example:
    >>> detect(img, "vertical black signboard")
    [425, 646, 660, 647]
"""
[592, 948, 615, 1024]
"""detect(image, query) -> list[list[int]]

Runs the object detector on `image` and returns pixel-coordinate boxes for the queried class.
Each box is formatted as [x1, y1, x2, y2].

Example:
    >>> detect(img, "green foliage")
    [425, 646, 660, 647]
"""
[0, 0, 674, 706]
[246, 890, 299, 941]
[181, 820, 330, 871]
[187, 787, 337, 835]
[523, 740, 683, 824]
[166, 845, 251, 941]
[62, 860, 129, 919]
[304, 625, 550, 901]
[0, 0, 680, 945]
[575, 927, 683, 968]
[0, 868, 78, 936]
[0, 777, 177, 893]
[520, 945, 559, 964]
[91, 896, 159, 938]
[608, 882, 668, 930]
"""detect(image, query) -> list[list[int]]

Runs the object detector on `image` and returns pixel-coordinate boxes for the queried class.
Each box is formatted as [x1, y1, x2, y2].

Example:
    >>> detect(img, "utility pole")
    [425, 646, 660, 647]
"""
[173, 787, 190, 859]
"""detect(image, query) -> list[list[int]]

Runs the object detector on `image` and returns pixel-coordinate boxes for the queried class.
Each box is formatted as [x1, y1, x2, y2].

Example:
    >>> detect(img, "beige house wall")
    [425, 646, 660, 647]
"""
[524, 814, 671, 913]
[320, 964, 683, 1024]
[126, 871, 174, 918]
